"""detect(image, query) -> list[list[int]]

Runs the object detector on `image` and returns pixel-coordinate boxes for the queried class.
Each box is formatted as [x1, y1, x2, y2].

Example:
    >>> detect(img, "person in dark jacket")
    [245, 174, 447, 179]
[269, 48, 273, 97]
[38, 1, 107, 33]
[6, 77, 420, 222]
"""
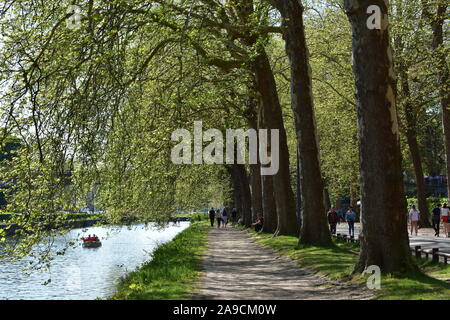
[327, 206, 339, 235]
[208, 207, 215, 227]
[432, 203, 441, 236]
[231, 208, 238, 223]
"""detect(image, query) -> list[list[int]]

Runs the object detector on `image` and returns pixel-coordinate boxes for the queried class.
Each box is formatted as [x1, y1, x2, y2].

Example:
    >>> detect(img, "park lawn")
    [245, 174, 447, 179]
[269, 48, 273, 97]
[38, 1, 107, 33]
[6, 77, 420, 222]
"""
[246, 228, 450, 300]
[112, 221, 210, 300]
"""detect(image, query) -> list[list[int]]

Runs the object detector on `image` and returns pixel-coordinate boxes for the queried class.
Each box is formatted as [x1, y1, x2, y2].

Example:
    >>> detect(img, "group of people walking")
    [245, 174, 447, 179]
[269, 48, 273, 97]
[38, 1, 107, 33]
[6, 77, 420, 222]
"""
[409, 203, 450, 237]
[209, 207, 238, 228]
[432, 203, 450, 237]
[326, 202, 450, 238]
[327, 206, 357, 237]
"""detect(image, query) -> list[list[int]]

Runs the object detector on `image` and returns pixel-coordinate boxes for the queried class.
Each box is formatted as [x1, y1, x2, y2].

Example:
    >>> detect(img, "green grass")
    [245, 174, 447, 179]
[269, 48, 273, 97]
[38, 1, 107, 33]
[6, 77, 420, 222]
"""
[111, 221, 210, 300]
[245, 228, 450, 300]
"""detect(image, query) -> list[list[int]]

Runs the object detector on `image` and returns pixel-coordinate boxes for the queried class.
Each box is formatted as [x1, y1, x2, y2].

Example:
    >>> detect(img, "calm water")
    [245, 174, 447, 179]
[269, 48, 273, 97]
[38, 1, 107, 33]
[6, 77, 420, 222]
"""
[0, 221, 190, 300]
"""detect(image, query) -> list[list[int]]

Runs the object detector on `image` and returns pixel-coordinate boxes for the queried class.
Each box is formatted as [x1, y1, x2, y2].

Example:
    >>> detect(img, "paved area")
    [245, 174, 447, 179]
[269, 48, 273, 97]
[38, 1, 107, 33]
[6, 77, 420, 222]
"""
[336, 223, 450, 254]
[192, 227, 372, 300]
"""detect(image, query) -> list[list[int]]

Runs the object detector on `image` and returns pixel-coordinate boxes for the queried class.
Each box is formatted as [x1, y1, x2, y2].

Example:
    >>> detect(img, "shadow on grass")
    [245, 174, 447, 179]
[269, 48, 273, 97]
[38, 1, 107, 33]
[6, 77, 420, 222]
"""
[250, 231, 358, 280]
[381, 270, 450, 300]
[246, 228, 450, 300]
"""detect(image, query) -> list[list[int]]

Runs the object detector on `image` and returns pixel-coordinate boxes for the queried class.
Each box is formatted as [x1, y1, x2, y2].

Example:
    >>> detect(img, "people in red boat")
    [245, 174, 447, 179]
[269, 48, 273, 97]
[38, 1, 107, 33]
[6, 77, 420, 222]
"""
[83, 234, 99, 242]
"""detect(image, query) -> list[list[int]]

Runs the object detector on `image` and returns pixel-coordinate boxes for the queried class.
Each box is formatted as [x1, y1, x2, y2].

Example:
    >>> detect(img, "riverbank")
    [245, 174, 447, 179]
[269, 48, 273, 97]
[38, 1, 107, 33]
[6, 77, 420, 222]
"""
[112, 221, 210, 300]
[0, 217, 105, 236]
[0, 213, 192, 237]
[244, 228, 450, 300]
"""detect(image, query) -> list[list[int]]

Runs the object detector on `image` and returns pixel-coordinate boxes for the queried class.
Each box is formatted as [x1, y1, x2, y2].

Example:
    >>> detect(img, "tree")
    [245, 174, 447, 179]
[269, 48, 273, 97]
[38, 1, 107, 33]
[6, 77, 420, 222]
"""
[344, 0, 415, 272]
[393, 0, 430, 226]
[421, 0, 450, 201]
[271, 0, 331, 245]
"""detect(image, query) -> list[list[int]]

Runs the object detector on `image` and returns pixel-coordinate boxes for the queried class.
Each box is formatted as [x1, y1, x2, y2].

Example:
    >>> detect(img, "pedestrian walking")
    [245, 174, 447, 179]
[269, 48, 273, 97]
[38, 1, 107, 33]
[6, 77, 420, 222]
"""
[215, 209, 222, 228]
[327, 206, 339, 235]
[442, 203, 450, 237]
[409, 205, 420, 236]
[432, 203, 441, 237]
[222, 208, 228, 228]
[346, 207, 356, 237]
[231, 208, 237, 223]
[336, 208, 344, 224]
[209, 207, 215, 227]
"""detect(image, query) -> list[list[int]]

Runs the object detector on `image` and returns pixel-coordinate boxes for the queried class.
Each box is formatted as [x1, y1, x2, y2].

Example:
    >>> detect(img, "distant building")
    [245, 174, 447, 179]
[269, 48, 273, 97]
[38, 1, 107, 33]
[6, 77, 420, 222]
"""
[405, 175, 448, 198]
[424, 175, 448, 198]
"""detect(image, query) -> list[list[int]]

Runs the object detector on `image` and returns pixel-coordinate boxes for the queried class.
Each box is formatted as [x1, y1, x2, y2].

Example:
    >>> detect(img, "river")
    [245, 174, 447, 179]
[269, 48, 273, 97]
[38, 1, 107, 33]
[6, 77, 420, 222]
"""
[0, 221, 190, 300]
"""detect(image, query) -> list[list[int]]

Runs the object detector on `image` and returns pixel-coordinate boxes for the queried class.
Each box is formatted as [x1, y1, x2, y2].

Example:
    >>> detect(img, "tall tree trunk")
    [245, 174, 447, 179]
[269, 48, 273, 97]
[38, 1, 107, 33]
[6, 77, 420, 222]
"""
[345, 0, 415, 273]
[235, 164, 253, 227]
[296, 146, 302, 229]
[398, 66, 430, 227]
[443, 89, 450, 202]
[406, 129, 430, 226]
[248, 115, 264, 223]
[261, 174, 278, 233]
[228, 166, 242, 221]
[273, 0, 331, 245]
[421, 1, 450, 201]
[395, 0, 430, 227]
[253, 50, 299, 236]
[250, 162, 263, 222]
[324, 187, 331, 211]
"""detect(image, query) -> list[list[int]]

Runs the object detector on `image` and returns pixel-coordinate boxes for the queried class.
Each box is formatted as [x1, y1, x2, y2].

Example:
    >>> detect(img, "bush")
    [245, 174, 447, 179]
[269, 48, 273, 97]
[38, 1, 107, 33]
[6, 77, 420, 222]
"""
[407, 197, 448, 212]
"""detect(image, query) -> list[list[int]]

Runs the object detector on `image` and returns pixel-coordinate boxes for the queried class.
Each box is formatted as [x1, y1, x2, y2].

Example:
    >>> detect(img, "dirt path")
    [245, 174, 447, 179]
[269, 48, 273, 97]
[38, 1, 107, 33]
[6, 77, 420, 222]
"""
[192, 227, 373, 300]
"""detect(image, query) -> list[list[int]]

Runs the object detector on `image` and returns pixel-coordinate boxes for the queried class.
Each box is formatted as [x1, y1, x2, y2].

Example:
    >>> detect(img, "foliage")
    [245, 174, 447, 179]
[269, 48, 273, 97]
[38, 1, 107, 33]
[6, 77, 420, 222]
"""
[406, 197, 448, 213]
[0, 0, 448, 263]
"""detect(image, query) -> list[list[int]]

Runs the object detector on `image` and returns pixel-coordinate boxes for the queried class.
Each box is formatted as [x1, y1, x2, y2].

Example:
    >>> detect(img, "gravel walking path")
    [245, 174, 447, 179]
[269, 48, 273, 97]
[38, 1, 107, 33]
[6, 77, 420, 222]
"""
[192, 227, 373, 300]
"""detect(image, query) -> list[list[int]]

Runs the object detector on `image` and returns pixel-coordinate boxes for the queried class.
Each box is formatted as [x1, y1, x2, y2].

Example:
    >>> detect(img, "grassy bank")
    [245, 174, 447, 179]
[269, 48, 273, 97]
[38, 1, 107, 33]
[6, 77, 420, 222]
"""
[112, 221, 210, 300]
[245, 228, 450, 300]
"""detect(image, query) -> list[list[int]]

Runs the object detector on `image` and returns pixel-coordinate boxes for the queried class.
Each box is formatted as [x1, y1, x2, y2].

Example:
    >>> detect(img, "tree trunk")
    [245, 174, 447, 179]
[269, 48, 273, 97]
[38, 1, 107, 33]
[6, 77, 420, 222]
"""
[444, 91, 450, 202]
[424, 2, 450, 201]
[250, 163, 263, 222]
[406, 129, 430, 226]
[229, 164, 252, 227]
[248, 114, 264, 223]
[235, 164, 252, 227]
[261, 174, 278, 233]
[227, 166, 242, 222]
[398, 68, 430, 227]
[296, 146, 302, 229]
[345, 0, 415, 273]
[253, 50, 299, 236]
[274, 0, 331, 245]
[324, 187, 331, 212]
[395, 0, 430, 227]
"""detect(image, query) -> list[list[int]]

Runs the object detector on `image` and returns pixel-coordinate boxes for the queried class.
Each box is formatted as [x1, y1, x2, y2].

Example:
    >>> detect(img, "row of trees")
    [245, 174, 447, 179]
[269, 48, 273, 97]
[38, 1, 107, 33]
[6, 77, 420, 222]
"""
[0, 0, 448, 273]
